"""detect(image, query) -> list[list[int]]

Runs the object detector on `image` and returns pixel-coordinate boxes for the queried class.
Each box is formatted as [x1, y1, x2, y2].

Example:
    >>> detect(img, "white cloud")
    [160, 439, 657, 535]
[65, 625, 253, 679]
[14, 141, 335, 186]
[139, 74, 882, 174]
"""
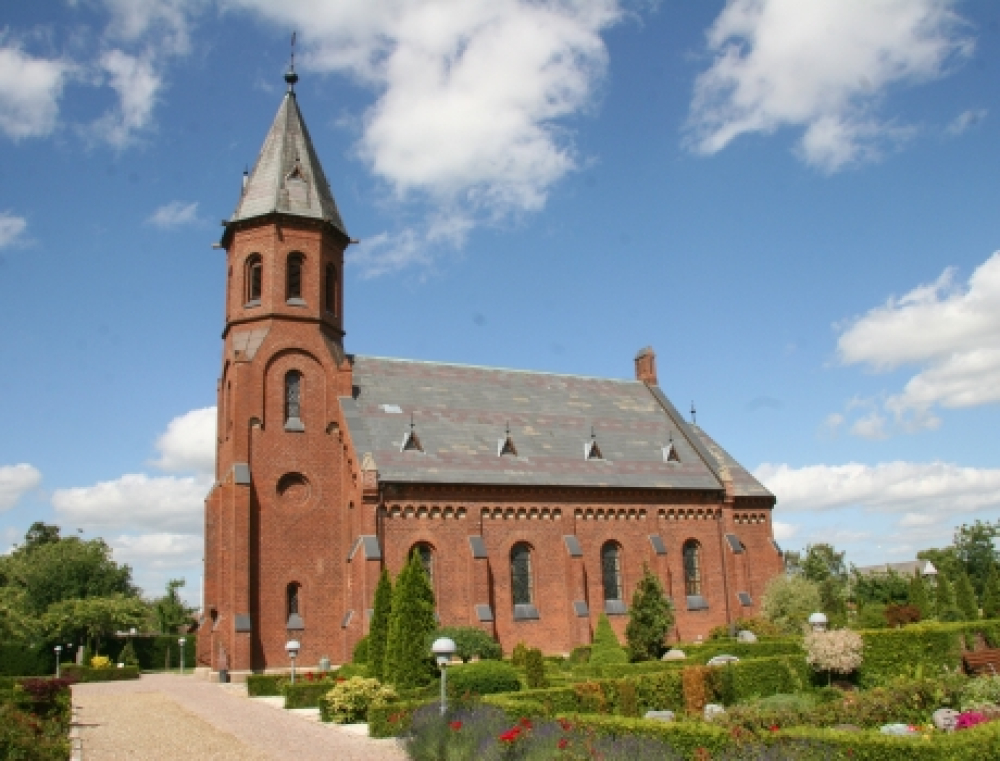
[772, 520, 798, 542]
[92, 49, 162, 147]
[100, 0, 204, 56]
[687, 0, 972, 172]
[0, 464, 42, 512]
[52, 473, 211, 534]
[226, 0, 622, 270]
[836, 251, 1000, 430]
[152, 407, 216, 474]
[0, 44, 73, 140]
[0, 212, 27, 249]
[147, 201, 201, 229]
[109, 532, 202, 571]
[947, 107, 986, 135]
[756, 460, 1000, 516]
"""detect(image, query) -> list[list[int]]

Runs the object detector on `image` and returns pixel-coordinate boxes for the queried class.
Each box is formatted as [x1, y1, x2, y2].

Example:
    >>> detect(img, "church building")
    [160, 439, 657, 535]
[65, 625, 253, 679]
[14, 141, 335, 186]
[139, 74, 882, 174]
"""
[197, 67, 784, 676]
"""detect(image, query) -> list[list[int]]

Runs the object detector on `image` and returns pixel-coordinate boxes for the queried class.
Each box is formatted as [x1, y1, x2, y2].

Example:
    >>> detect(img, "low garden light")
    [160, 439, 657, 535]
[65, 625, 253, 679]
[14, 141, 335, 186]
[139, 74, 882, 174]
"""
[808, 612, 828, 632]
[431, 637, 457, 716]
[178, 637, 187, 674]
[54, 646, 62, 678]
[285, 639, 301, 684]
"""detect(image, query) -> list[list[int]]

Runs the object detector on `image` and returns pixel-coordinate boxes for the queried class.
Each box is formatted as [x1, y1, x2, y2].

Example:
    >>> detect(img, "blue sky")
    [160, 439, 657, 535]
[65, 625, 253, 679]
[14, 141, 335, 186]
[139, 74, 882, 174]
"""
[2, 0, 999, 603]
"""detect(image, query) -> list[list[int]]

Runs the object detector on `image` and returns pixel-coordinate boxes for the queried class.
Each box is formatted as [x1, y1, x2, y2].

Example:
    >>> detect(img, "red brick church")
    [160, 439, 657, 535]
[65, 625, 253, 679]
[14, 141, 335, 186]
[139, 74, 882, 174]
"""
[197, 67, 784, 676]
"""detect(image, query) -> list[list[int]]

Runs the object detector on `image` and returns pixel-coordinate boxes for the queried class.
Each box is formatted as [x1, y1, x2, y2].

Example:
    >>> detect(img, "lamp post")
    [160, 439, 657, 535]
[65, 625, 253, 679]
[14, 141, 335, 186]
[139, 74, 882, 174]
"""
[431, 637, 457, 716]
[285, 639, 300, 685]
[178, 637, 186, 674]
[54, 646, 62, 679]
[808, 612, 828, 632]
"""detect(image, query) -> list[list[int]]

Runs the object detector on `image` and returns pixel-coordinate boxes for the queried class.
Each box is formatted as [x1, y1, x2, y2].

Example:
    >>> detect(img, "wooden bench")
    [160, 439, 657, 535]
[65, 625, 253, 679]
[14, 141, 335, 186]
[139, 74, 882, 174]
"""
[962, 649, 1000, 677]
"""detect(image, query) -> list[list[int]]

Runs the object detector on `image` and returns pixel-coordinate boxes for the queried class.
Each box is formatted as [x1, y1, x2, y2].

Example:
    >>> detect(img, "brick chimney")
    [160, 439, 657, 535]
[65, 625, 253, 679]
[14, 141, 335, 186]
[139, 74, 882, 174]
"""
[634, 346, 657, 385]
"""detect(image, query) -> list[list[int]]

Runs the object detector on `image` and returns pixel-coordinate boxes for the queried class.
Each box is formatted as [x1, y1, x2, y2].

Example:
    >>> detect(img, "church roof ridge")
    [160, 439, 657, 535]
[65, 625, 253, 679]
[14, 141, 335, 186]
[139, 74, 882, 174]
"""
[230, 84, 348, 235]
[352, 354, 639, 385]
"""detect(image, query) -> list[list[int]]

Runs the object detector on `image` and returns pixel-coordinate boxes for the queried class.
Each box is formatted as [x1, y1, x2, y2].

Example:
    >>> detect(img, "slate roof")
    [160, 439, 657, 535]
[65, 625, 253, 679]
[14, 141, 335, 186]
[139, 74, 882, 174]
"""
[230, 89, 348, 236]
[688, 425, 775, 499]
[339, 356, 772, 496]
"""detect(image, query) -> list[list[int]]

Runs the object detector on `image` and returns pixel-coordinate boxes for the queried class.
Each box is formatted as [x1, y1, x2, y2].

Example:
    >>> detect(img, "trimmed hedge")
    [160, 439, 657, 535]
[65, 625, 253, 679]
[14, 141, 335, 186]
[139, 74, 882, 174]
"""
[446, 661, 521, 698]
[368, 699, 432, 738]
[247, 674, 286, 697]
[0, 644, 52, 677]
[727, 656, 811, 703]
[112, 635, 199, 672]
[60, 665, 140, 682]
[564, 713, 733, 758]
[284, 681, 335, 709]
[776, 721, 1000, 761]
[681, 638, 804, 664]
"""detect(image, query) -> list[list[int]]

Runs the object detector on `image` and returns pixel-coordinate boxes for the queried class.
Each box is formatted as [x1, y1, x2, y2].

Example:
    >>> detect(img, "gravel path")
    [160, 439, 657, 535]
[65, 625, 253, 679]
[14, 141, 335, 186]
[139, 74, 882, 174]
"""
[72, 674, 408, 761]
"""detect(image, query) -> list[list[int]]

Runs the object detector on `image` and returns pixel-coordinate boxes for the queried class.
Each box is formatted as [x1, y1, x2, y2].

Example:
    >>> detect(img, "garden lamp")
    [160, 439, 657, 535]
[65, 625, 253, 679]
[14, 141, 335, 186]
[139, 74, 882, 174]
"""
[54, 645, 62, 678]
[808, 612, 828, 632]
[178, 637, 187, 674]
[285, 639, 300, 684]
[431, 637, 457, 716]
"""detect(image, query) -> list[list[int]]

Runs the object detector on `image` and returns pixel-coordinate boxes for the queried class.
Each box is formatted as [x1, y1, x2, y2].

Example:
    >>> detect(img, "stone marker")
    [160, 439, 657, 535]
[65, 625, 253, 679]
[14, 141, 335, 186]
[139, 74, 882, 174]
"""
[879, 724, 918, 736]
[644, 710, 675, 722]
[706, 655, 739, 666]
[704, 703, 725, 721]
[736, 630, 758, 643]
[932, 708, 959, 732]
[661, 649, 686, 661]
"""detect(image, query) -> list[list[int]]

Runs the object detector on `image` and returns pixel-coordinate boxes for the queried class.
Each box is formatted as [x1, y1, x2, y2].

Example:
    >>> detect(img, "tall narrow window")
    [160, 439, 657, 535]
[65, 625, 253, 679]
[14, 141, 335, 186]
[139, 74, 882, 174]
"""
[601, 542, 623, 601]
[286, 253, 304, 302]
[413, 543, 434, 583]
[284, 371, 304, 431]
[286, 582, 304, 630]
[324, 264, 337, 314]
[511, 543, 534, 606]
[287, 583, 300, 616]
[683, 540, 702, 596]
[246, 254, 263, 304]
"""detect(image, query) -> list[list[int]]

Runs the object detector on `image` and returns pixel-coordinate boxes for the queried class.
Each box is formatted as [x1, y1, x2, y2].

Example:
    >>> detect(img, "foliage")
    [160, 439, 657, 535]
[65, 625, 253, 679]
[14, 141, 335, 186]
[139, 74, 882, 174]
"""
[856, 602, 888, 629]
[319, 676, 397, 723]
[246, 674, 286, 696]
[118, 636, 139, 666]
[524, 648, 547, 689]
[112, 634, 197, 671]
[0, 700, 71, 760]
[42, 595, 147, 653]
[850, 568, 910, 608]
[150, 579, 194, 634]
[590, 613, 627, 665]
[804, 629, 863, 679]
[952, 519, 1000, 598]
[908, 574, 933, 619]
[935, 573, 964, 622]
[284, 678, 339, 708]
[368, 569, 391, 680]
[0, 644, 53, 677]
[446, 660, 521, 697]
[568, 645, 590, 664]
[884, 603, 921, 627]
[434, 626, 502, 663]
[707, 616, 783, 640]
[336, 662, 370, 679]
[983, 566, 1000, 620]
[801, 543, 847, 584]
[351, 634, 369, 665]
[384, 550, 437, 689]
[683, 638, 805, 664]
[960, 674, 1000, 711]
[511, 642, 529, 667]
[918, 546, 961, 579]
[955, 569, 980, 621]
[761, 574, 821, 634]
[625, 564, 673, 662]
[60, 664, 140, 682]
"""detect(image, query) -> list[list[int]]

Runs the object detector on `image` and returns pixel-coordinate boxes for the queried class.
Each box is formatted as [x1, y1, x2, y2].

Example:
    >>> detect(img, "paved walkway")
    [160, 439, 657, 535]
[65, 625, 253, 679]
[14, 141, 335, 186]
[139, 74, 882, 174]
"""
[72, 674, 408, 761]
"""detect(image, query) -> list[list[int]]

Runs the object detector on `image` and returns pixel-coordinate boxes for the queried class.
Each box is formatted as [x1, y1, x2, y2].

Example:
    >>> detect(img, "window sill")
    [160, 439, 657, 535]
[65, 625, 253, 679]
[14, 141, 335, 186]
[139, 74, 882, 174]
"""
[604, 599, 628, 616]
[244, 300, 261, 308]
[513, 604, 540, 621]
[284, 418, 305, 432]
[286, 298, 307, 307]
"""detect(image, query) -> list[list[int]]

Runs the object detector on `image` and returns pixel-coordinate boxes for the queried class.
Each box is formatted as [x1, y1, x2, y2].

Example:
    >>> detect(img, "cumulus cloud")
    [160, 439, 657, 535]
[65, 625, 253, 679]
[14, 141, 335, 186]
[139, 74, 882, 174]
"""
[100, 0, 204, 56]
[147, 201, 201, 229]
[835, 251, 1000, 431]
[226, 0, 622, 270]
[756, 460, 1000, 518]
[0, 212, 27, 249]
[947, 108, 986, 135]
[687, 0, 972, 172]
[109, 532, 203, 571]
[152, 407, 216, 474]
[0, 464, 42, 512]
[0, 44, 73, 140]
[91, 49, 162, 147]
[772, 520, 798, 542]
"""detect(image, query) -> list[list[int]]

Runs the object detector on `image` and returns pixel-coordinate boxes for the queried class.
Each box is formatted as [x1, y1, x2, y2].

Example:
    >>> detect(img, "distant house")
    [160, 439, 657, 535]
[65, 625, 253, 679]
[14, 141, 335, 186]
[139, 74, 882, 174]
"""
[853, 560, 937, 578]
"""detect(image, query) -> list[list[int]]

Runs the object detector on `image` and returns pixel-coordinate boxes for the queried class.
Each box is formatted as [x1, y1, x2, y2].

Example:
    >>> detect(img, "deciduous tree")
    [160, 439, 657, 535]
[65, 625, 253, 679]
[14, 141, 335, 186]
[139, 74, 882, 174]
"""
[761, 575, 821, 634]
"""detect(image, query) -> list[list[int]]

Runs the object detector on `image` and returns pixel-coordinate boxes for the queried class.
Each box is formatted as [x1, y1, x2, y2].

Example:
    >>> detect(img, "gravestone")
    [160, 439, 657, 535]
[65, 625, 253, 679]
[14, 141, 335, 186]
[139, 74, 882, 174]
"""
[644, 710, 675, 722]
[704, 703, 726, 721]
[661, 649, 686, 661]
[933, 708, 960, 732]
[736, 630, 758, 643]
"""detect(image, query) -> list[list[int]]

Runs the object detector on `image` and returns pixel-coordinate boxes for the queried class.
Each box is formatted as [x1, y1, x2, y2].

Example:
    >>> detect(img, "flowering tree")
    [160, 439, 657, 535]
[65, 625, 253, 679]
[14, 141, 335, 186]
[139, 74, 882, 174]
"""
[804, 629, 863, 684]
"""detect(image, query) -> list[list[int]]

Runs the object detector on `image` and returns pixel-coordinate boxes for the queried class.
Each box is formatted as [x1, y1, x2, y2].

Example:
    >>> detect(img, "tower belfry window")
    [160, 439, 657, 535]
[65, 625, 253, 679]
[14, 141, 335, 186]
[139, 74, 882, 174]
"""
[284, 371, 304, 431]
[498, 422, 518, 457]
[585, 427, 604, 460]
[286, 253, 304, 303]
[245, 254, 262, 305]
[401, 415, 423, 452]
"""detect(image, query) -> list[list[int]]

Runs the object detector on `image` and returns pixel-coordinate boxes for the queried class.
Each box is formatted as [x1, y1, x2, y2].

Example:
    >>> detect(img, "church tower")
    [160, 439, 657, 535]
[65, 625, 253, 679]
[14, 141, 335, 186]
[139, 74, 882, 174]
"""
[199, 64, 360, 674]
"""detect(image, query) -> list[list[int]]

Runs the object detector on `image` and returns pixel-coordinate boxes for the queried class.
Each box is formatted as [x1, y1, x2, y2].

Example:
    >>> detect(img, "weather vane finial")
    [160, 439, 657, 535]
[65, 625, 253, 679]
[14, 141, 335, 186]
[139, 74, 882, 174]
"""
[285, 32, 299, 92]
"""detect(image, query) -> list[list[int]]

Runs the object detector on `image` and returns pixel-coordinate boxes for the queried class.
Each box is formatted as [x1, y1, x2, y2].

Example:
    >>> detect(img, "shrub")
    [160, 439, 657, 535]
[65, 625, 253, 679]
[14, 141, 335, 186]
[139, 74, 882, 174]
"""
[0, 703, 70, 761]
[590, 614, 627, 666]
[319, 676, 397, 723]
[983, 567, 1000, 620]
[352, 635, 369, 665]
[285, 679, 337, 709]
[960, 674, 1000, 711]
[523, 648, 547, 689]
[568, 645, 591, 664]
[511, 642, 529, 667]
[385, 551, 437, 689]
[626, 564, 673, 662]
[336, 663, 369, 680]
[909, 574, 933, 619]
[804, 629, 864, 682]
[60, 665, 139, 682]
[885, 604, 921, 627]
[433, 626, 502, 663]
[936, 574, 964, 622]
[368, 698, 429, 738]
[956, 570, 980, 621]
[118, 637, 139, 667]
[761, 575, 821, 634]
[246, 674, 286, 696]
[90, 655, 111, 669]
[368, 569, 391, 680]
[0, 645, 51, 677]
[446, 661, 521, 698]
[708, 617, 782, 640]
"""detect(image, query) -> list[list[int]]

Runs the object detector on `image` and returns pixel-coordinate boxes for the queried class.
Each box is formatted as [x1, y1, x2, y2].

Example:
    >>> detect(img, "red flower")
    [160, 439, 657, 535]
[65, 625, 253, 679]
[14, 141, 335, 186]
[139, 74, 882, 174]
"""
[769, 725, 779, 732]
[306, 672, 314, 682]
[499, 729, 521, 743]
[449, 721, 463, 731]
[519, 717, 533, 729]
[558, 738, 569, 750]
[559, 719, 572, 731]
[337, 676, 346, 682]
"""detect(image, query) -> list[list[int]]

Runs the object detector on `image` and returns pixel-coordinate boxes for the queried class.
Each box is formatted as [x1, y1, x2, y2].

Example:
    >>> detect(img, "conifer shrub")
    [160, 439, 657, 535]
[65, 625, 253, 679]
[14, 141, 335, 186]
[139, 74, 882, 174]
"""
[625, 564, 673, 662]
[511, 642, 529, 667]
[568, 645, 591, 664]
[368, 569, 392, 680]
[384, 551, 437, 689]
[983, 567, 1000, 620]
[955, 570, 980, 621]
[523, 647, 547, 689]
[590, 613, 627, 666]
[445, 660, 521, 697]
[352, 635, 369, 665]
[936, 574, 964, 622]
[908, 573, 932, 619]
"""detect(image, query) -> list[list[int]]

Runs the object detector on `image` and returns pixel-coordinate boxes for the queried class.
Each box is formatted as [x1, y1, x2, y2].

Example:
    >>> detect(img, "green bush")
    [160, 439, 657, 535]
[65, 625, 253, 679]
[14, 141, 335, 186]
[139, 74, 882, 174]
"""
[367, 699, 429, 738]
[111, 635, 198, 671]
[727, 656, 811, 702]
[433, 626, 502, 662]
[0, 703, 70, 761]
[318, 677, 397, 723]
[590, 614, 627, 666]
[0, 645, 52, 677]
[568, 645, 590, 664]
[352, 635, 369, 664]
[284, 680, 335, 708]
[336, 663, 370, 679]
[960, 674, 1000, 710]
[857, 603, 889, 629]
[524, 647, 547, 689]
[511, 642, 529, 667]
[60, 665, 140, 682]
[566, 714, 732, 758]
[683, 638, 804, 664]
[446, 661, 521, 698]
[246, 674, 286, 696]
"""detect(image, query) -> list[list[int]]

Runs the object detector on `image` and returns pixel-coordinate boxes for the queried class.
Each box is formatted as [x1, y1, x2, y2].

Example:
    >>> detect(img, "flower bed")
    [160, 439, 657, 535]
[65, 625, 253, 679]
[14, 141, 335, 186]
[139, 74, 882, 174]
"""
[0, 677, 74, 761]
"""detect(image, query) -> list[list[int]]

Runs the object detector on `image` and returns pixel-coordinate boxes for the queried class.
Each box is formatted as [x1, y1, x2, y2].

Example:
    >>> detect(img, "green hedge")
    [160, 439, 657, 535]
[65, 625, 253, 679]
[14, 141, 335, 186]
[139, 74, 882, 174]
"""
[112, 635, 198, 672]
[572, 660, 686, 679]
[726, 656, 811, 703]
[60, 665, 140, 682]
[446, 661, 521, 697]
[775, 722, 1000, 761]
[681, 638, 804, 664]
[247, 674, 286, 696]
[564, 714, 733, 758]
[368, 699, 432, 738]
[283, 681, 335, 709]
[0, 644, 54, 677]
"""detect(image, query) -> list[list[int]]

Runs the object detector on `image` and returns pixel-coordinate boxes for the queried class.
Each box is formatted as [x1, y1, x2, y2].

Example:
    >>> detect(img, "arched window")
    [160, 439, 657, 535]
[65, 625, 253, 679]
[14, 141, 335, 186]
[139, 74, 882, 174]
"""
[286, 582, 304, 630]
[601, 542, 623, 601]
[412, 543, 434, 583]
[245, 254, 263, 304]
[511, 542, 533, 606]
[324, 264, 337, 314]
[286, 253, 304, 302]
[683, 540, 702, 596]
[284, 371, 304, 431]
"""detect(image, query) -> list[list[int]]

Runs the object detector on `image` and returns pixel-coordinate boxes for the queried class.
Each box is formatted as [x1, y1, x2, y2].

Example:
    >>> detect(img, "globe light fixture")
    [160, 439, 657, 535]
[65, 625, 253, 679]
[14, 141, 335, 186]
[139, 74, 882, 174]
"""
[808, 612, 828, 632]
[178, 637, 187, 674]
[431, 637, 457, 716]
[285, 639, 301, 684]
[54, 645, 62, 679]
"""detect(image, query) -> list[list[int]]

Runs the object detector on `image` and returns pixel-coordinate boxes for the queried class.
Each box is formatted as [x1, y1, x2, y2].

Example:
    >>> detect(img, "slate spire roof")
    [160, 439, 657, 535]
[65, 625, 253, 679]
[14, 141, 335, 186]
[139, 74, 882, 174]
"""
[230, 74, 348, 236]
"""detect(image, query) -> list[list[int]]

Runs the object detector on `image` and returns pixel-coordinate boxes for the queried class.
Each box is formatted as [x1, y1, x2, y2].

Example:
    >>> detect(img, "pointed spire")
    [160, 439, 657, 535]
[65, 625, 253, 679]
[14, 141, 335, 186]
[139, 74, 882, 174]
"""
[230, 53, 348, 236]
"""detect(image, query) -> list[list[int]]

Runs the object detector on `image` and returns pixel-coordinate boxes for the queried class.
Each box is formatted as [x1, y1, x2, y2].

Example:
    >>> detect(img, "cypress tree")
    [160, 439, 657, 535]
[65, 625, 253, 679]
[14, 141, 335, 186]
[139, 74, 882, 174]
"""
[384, 551, 438, 689]
[590, 613, 627, 665]
[368, 568, 392, 681]
[625, 564, 674, 662]
[907, 573, 931, 620]
[935, 573, 963, 623]
[982, 566, 1000, 620]
[955, 568, 979, 621]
